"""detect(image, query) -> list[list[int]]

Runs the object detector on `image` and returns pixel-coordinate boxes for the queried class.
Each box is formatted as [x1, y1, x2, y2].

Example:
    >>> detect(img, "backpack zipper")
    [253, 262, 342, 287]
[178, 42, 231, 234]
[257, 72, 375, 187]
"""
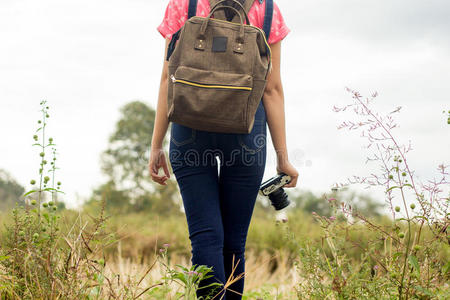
[170, 75, 252, 91]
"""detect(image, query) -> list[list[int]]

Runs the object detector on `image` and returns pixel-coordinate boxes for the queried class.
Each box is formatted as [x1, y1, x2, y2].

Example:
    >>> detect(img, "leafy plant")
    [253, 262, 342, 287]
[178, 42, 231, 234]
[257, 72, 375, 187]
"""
[290, 89, 449, 299]
[150, 245, 223, 300]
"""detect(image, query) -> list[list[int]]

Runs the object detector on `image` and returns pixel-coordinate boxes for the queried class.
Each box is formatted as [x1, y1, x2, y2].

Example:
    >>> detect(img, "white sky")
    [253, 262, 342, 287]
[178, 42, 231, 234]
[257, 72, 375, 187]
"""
[1, 0, 449, 209]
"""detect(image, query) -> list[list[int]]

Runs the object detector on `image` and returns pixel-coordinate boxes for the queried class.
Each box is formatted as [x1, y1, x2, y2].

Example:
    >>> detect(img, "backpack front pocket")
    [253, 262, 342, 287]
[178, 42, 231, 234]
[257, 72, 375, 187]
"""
[169, 66, 253, 130]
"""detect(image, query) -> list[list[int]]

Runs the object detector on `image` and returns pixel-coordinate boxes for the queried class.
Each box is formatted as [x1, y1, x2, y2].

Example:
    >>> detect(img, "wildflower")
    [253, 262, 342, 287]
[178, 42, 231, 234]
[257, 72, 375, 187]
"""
[327, 198, 336, 203]
[329, 216, 336, 222]
[159, 248, 165, 253]
[163, 243, 170, 248]
[312, 211, 317, 215]
[374, 265, 379, 271]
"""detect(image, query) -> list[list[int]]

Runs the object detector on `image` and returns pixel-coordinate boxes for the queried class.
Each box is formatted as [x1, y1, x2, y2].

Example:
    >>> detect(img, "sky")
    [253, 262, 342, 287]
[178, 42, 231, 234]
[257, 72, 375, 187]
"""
[0, 0, 449, 210]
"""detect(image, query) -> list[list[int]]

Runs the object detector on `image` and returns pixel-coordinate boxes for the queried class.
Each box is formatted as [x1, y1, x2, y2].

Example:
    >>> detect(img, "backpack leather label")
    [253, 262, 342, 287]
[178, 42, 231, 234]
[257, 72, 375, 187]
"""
[212, 36, 228, 52]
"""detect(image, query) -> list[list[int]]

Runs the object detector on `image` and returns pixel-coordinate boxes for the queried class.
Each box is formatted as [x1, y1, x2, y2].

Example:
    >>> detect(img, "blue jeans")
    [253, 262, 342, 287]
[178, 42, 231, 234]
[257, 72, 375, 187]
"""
[169, 101, 267, 299]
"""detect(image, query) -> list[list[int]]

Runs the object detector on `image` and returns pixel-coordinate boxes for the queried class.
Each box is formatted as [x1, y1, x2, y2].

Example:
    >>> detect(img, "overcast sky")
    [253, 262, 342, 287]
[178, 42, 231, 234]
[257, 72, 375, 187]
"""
[1, 0, 449, 209]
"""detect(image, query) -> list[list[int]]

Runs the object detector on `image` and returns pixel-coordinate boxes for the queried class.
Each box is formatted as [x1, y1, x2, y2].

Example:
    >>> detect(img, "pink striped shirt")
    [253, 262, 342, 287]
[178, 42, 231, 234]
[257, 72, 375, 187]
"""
[157, 0, 290, 44]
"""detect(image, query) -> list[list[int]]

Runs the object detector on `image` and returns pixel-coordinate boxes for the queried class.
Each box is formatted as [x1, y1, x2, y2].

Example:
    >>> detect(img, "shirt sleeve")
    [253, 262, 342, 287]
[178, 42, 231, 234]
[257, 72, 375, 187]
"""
[267, 2, 290, 44]
[157, 0, 188, 40]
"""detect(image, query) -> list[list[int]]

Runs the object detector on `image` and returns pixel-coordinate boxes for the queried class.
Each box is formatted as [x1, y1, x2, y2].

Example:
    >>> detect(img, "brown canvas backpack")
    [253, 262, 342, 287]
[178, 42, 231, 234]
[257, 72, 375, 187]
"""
[166, 0, 274, 134]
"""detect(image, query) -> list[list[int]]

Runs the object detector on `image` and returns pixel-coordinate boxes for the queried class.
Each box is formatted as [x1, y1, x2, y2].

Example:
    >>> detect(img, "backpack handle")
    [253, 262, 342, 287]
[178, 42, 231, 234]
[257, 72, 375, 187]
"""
[199, 6, 246, 45]
[209, 0, 250, 25]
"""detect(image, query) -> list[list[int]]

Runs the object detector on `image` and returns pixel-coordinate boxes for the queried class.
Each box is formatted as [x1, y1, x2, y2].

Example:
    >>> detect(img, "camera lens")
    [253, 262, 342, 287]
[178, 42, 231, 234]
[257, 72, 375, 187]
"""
[268, 188, 290, 210]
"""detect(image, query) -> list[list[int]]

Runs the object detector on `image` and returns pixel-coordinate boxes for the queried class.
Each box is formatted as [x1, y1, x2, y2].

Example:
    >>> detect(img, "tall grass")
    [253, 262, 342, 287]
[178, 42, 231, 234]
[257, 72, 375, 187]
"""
[1, 93, 449, 299]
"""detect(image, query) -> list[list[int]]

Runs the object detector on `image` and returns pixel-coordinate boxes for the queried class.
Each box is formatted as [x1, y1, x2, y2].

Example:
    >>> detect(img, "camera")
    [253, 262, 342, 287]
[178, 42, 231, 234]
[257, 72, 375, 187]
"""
[259, 173, 292, 210]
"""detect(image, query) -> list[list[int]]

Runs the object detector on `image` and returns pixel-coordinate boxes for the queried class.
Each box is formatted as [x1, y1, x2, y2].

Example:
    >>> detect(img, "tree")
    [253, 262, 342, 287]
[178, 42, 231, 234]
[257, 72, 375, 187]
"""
[0, 169, 25, 211]
[91, 101, 180, 214]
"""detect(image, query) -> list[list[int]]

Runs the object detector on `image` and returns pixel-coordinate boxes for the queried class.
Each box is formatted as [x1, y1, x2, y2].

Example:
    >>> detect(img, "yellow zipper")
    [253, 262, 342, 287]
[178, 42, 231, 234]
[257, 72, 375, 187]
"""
[171, 75, 252, 91]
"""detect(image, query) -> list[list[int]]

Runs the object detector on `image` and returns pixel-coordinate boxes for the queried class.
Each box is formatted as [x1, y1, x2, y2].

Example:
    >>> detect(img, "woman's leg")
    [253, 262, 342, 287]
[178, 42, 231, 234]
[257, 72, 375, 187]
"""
[218, 101, 267, 299]
[169, 123, 226, 299]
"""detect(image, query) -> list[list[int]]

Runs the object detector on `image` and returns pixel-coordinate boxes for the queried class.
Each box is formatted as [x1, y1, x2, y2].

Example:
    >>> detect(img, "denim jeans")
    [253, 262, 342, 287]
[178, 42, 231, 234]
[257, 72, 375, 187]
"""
[169, 100, 267, 299]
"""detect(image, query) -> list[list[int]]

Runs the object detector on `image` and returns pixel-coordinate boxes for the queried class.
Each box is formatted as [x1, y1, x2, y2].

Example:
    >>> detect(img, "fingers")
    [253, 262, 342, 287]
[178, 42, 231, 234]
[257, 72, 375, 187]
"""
[162, 159, 171, 179]
[149, 155, 169, 186]
[284, 172, 299, 188]
[151, 168, 168, 185]
[284, 176, 298, 188]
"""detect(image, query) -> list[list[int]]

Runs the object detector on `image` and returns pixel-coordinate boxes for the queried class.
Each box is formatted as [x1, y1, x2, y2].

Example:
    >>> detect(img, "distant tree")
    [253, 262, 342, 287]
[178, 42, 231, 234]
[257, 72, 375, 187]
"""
[90, 101, 180, 214]
[0, 169, 25, 211]
[291, 188, 384, 218]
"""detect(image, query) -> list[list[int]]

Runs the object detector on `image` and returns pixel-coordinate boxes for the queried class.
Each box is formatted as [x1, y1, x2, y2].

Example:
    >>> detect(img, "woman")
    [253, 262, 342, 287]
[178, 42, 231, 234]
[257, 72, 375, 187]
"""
[149, 0, 298, 298]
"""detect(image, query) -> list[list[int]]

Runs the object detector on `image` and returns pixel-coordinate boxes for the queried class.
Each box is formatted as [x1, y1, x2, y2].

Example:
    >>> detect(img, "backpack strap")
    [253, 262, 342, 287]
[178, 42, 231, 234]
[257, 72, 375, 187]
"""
[167, 0, 198, 61]
[188, 0, 198, 19]
[209, 0, 251, 24]
[210, 0, 273, 40]
[228, 0, 254, 23]
[262, 0, 273, 41]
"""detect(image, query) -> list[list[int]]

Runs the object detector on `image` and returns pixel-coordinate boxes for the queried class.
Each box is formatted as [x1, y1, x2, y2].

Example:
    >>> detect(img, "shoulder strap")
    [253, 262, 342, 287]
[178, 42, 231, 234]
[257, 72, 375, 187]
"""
[188, 0, 198, 19]
[262, 0, 273, 40]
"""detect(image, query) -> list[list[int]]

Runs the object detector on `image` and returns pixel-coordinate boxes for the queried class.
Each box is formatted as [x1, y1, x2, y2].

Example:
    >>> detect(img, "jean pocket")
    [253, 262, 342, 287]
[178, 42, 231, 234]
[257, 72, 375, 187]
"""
[237, 119, 266, 153]
[170, 123, 196, 146]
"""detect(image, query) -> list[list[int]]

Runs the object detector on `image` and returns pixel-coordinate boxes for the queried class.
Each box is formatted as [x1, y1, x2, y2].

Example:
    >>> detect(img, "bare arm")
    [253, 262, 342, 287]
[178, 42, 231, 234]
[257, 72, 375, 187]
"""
[148, 39, 171, 185]
[263, 41, 299, 188]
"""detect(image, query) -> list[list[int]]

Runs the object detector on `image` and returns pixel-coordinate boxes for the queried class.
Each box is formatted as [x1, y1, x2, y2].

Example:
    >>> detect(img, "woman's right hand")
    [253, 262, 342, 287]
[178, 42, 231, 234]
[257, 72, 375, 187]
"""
[148, 148, 170, 186]
[276, 159, 299, 188]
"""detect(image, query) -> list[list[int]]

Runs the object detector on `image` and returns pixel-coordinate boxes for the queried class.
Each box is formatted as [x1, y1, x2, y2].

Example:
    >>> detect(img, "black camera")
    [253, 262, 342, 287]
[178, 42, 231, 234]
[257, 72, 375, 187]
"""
[259, 173, 292, 210]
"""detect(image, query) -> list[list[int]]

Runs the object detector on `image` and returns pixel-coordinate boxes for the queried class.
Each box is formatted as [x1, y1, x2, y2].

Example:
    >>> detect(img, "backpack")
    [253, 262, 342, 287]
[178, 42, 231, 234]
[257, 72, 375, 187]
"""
[166, 0, 274, 134]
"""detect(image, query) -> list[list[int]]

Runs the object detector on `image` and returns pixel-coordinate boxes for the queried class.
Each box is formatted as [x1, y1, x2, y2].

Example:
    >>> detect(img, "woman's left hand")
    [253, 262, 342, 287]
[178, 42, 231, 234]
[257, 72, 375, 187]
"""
[148, 148, 170, 186]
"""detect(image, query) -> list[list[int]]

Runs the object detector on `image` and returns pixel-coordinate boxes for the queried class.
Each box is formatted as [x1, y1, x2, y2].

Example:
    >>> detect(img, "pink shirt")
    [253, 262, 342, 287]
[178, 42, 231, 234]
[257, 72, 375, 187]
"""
[157, 0, 290, 45]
